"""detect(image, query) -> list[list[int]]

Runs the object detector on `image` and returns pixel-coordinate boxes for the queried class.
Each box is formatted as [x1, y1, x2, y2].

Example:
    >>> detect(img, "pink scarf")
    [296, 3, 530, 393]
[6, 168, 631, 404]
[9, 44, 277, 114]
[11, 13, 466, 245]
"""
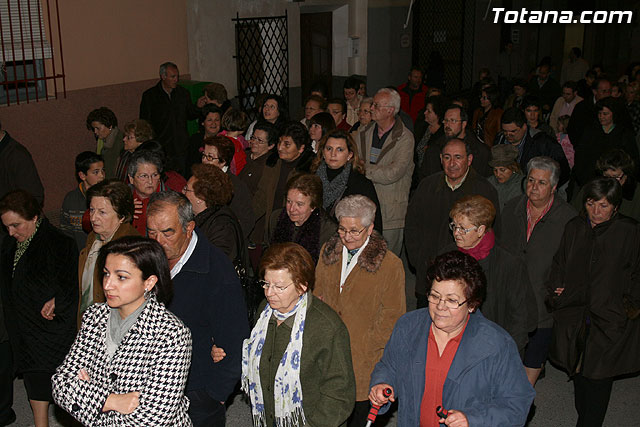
[458, 230, 495, 261]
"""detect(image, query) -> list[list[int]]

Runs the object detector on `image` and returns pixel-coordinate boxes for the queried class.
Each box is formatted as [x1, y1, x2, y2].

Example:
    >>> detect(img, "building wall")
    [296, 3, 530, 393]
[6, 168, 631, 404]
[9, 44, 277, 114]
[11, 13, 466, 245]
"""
[1, 0, 190, 213]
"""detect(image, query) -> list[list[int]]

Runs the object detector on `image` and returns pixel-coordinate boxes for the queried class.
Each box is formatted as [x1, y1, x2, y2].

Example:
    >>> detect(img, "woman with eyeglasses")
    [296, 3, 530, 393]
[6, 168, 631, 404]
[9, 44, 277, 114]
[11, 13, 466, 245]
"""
[239, 122, 278, 196]
[369, 251, 535, 427]
[185, 104, 224, 179]
[241, 242, 355, 427]
[315, 195, 405, 426]
[443, 195, 535, 356]
[471, 84, 503, 146]
[546, 176, 640, 426]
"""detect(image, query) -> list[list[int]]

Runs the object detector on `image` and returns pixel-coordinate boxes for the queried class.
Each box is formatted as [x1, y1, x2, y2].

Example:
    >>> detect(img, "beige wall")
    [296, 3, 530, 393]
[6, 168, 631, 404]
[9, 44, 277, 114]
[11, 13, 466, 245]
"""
[49, 0, 189, 91]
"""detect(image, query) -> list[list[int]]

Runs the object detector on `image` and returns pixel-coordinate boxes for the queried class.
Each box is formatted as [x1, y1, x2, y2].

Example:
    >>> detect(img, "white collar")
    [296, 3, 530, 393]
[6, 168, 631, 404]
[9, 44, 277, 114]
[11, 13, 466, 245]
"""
[340, 236, 370, 291]
[170, 230, 198, 278]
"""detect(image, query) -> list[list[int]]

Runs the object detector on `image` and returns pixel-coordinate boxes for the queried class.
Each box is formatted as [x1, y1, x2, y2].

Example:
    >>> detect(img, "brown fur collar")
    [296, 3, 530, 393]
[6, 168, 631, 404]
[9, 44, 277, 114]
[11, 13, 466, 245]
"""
[321, 230, 387, 273]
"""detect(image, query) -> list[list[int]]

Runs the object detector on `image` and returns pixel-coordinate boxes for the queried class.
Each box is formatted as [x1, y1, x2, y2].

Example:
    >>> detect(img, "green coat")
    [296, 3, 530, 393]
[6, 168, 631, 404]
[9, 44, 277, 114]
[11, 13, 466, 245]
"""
[258, 294, 356, 426]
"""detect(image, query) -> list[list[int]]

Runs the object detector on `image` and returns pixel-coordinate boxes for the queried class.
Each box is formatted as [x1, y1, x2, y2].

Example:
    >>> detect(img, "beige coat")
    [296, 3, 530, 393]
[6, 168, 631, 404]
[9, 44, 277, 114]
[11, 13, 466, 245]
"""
[358, 119, 414, 230]
[314, 232, 406, 400]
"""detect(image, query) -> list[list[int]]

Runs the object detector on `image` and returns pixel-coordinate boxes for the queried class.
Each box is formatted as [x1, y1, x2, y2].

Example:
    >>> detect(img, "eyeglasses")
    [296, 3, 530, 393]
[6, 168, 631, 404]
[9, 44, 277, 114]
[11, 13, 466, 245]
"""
[182, 185, 195, 193]
[337, 226, 367, 238]
[442, 118, 462, 124]
[428, 292, 467, 309]
[201, 153, 220, 162]
[135, 172, 160, 181]
[260, 280, 295, 293]
[449, 222, 478, 234]
[250, 136, 268, 145]
[371, 102, 392, 110]
[124, 134, 136, 140]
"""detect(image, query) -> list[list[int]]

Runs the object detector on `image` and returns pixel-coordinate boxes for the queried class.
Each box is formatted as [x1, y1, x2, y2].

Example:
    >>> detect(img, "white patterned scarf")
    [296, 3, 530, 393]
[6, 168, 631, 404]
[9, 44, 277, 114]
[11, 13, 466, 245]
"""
[242, 292, 308, 427]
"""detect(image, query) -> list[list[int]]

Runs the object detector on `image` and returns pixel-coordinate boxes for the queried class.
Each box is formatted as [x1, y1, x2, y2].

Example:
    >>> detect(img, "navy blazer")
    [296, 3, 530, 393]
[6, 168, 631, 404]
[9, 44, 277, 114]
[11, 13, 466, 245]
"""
[370, 309, 535, 426]
[168, 230, 249, 402]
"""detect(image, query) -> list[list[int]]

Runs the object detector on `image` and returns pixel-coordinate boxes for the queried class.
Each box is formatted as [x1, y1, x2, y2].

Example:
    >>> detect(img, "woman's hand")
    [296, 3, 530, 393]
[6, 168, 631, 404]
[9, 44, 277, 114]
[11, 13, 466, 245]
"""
[103, 392, 140, 414]
[368, 384, 395, 407]
[441, 409, 468, 427]
[40, 297, 55, 320]
[78, 369, 90, 381]
[133, 199, 143, 220]
[211, 345, 226, 363]
[554, 287, 565, 296]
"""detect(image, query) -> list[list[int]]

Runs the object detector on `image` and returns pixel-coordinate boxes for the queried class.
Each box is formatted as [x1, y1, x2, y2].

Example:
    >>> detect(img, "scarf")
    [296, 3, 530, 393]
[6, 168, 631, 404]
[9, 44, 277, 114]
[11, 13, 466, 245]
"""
[458, 229, 495, 261]
[106, 298, 148, 359]
[242, 292, 308, 427]
[316, 162, 351, 210]
[13, 217, 42, 274]
[273, 208, 322, 262]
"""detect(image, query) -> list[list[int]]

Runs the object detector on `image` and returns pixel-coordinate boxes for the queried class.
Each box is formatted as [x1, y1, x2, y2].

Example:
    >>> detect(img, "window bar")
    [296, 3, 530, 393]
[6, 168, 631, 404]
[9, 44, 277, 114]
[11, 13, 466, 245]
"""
[54, 0, 65, 98]
[44, 0, 58, 99]
[17, 1, 30, 103]
[6, 2, 20, 104]
[0, 6, 7, 106]
[37, 0, 49, 99]
[26, 0, 39, 101]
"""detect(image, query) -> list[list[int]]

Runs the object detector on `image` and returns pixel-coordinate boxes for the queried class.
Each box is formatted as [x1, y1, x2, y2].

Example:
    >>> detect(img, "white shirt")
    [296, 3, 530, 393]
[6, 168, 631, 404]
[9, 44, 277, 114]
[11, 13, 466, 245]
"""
[340, 236, 370, 291]
[170, 231, 199, 279]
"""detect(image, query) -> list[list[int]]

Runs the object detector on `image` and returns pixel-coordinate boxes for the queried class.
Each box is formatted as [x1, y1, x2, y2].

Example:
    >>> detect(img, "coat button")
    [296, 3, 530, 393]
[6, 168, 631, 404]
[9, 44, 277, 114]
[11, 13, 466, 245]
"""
[110, 373, 117, 382]
[72, 403, 80, 412]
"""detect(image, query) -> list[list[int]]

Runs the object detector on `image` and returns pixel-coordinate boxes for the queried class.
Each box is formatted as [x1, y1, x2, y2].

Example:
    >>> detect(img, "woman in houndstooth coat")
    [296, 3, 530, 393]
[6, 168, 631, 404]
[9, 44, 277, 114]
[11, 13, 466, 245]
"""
[52, 236, 193, 426]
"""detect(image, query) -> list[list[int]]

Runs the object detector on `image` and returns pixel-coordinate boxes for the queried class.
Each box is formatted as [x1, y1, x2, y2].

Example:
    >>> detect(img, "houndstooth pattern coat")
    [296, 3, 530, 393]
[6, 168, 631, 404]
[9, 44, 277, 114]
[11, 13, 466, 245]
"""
[52, 297, 193, 426]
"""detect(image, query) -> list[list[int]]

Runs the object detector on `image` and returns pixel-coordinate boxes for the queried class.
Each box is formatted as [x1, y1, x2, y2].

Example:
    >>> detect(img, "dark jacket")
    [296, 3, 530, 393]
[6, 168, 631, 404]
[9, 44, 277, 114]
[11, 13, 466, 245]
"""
[228, 172, 255, 240]
[471, 107, 503, 147]
[0, 132, 44, 205]
[567, 97, 596, 146]
[194, 206, 243, 262]
[545, 214, 640, 379]
[440, 242, 536, 355]
[528, 76, 561, 112]
[500, 195, 576, 328]
[1, 218, 78, 374]
[419, 131, 492, 182]
[370, 309, 535, 426]
[405, 169, 500, 297]
[168, 232, 249, 402]
[139, 81, 200, 173]
[238, 150, 271, 196]
[270, 208, 337, 263]
[495, 127, 571, 186]
[573, 123, 639, 186]
[257, 294, 356, 427]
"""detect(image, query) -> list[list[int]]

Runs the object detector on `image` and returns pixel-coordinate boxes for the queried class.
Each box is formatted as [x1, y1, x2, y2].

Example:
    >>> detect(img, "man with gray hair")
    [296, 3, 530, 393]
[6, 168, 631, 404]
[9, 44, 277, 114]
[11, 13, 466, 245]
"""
[501, 156, 576, 388]
[140, 62, 206, 174]
[315, 194, 405, 424]
[356, 88, 414, 255]
[146, 191, 249, 427]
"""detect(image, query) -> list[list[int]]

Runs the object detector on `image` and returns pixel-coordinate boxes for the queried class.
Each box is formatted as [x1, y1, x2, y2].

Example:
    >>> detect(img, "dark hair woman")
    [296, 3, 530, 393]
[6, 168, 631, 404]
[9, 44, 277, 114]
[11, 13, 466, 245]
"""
[79, 180, 138, 321]
[270, 174, 336, 262]
[471, 84, 503, 146]
[369, 251, 535, 426]
[546, 176, 640, 426]
[311, 129, 383, 232]
[241, 242, 355, 427]
[86, 107, 124, 179]
[0, 190, 78, 426]
[308, 111, 336, 153]
[185, 104, 224, 178]
[53, 236, 192, 426]
[115, 119, 154, 182]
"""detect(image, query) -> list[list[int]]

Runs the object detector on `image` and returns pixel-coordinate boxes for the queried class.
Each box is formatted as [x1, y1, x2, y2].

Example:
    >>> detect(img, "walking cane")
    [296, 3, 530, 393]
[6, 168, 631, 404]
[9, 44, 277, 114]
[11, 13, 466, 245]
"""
[365, 387, 392, 427]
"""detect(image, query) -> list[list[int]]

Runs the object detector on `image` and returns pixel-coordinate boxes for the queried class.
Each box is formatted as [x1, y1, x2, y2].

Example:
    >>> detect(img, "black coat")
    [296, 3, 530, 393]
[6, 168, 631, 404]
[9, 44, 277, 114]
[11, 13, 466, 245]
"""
[0, 218, 78, 374]
[139, 81, 200, 174]
[495, 128, 571, 186]
[405, 168, 500, 297]
[228, 172, 256, 240]
[545, 214, 640, 379]
[573, 123, 639, 186]
[195, 206, 244, 262]
[238, 150, 271, 196]
[500, 195, 576, 328]
[567, 97, 595, 146]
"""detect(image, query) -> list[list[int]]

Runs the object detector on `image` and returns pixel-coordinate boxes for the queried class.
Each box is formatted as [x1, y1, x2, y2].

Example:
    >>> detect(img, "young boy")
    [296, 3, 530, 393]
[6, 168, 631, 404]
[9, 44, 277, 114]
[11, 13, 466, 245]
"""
[60, 152, 105, 250]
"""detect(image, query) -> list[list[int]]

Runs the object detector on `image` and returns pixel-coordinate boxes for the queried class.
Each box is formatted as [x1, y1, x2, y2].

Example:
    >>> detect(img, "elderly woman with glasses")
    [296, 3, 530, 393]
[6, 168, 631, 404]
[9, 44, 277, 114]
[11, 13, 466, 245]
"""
[315, 195, 405, 426]
[238, 122, 278, 196]
[127, 149, 165, 235]
[546, 176, 640, 426]
[369, 251, 535, 427]
[242, 242, 355, 427]
[442, 195, 535, 356]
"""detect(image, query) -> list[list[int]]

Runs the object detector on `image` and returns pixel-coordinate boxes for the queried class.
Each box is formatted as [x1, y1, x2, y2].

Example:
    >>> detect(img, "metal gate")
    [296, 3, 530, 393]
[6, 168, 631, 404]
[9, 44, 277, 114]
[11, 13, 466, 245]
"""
[412, 0, 474, 92]
[233, 11, 289, 122]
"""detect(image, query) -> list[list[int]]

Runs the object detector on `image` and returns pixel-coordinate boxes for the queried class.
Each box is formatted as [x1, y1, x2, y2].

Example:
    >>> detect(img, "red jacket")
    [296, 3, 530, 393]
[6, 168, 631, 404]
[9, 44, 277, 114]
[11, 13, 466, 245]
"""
[397, 82, 428, 122]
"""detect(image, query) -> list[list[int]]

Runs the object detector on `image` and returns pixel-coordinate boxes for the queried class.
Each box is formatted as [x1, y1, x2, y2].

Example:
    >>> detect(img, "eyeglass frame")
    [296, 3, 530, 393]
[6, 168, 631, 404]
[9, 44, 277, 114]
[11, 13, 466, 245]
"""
[449, 222, 478, 235]
[442, 118, 463, 124]
[337, 225, 367, 238]
[249, 135, 269, 145]
[427, 291, 467, 309]
[201, 153, 220, 162]
[259, 280, 295, 294]
[134, 172, 160, 181]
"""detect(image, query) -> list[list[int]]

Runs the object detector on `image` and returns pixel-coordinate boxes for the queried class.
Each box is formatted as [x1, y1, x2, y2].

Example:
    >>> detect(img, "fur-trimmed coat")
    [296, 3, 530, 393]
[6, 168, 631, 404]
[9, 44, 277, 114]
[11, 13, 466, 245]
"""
[314, 231, 406, 400]
[52, 297, 192, 426]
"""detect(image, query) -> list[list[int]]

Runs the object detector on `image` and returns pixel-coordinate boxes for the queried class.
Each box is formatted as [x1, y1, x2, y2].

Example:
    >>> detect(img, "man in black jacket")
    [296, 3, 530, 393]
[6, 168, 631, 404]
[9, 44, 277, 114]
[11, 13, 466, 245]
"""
[567, 78, 611, 145]
[495, 107, 570, 187]
[140, 62, 205, 174]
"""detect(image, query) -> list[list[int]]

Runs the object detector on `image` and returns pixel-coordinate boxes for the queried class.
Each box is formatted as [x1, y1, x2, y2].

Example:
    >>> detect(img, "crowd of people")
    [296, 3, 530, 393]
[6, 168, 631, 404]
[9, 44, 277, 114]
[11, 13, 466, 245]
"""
[0, 51, 638, 427]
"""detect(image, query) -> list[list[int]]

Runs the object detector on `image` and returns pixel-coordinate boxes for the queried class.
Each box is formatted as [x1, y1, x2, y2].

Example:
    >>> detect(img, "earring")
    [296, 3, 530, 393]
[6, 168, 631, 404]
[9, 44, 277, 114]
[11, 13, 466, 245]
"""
[144, 288, 152, 300]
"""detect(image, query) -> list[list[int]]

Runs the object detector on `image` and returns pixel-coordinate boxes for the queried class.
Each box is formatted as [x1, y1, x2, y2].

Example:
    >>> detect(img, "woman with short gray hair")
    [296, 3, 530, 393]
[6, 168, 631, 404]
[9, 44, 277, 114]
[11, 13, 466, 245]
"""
[128, 149, 166, 235]
[315, 194, 406, 426]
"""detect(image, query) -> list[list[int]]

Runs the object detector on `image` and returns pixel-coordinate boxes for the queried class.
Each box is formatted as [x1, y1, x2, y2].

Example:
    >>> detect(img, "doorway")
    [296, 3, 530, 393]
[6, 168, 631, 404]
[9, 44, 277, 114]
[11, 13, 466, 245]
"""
[300, 12, 332, 101]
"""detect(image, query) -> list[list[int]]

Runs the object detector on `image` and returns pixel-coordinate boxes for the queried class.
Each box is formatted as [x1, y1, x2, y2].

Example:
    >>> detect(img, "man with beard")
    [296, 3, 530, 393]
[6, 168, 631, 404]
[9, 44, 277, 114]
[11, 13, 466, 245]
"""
[418, 104, 492, 182]
[405, 138, 499, 308]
